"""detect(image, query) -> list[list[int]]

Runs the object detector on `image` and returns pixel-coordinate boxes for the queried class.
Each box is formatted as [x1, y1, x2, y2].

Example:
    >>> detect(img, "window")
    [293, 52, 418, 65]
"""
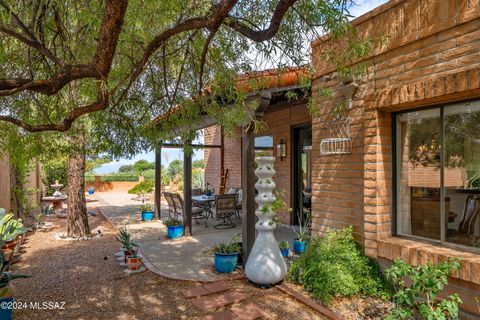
[395, 100, 480, 250]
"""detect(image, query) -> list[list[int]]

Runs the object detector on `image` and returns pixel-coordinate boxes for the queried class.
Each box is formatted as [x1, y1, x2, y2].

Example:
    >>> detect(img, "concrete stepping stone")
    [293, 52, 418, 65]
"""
[182, 281, 231, 298]
[231, 303, 269, 319]
[204, 310, 238, 320]
[191, 292, 247, 310]
[182, 286, 209, 298]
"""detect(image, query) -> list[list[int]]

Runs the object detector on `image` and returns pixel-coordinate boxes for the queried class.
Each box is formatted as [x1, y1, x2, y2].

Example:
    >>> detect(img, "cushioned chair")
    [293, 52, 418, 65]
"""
[213, 194, 237, 229]
[171, 193, 207, 225]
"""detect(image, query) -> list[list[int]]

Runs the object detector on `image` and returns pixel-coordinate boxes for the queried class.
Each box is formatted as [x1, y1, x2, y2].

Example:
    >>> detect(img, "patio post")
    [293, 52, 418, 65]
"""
[183, 143, 193, 236]
[154, 148, 162, 219]
[241, 126, 256, 265]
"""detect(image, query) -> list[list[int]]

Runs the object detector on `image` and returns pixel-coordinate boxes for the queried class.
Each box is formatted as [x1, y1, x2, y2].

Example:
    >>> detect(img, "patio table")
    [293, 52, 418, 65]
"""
[192, 195, 216, 220]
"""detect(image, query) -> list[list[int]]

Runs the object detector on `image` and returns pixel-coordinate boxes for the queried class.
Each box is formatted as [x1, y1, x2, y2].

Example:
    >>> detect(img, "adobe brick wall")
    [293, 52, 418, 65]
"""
[311, 0, 480, 316]
[203, 104, 311, 224]
[0, 155, 11, 211]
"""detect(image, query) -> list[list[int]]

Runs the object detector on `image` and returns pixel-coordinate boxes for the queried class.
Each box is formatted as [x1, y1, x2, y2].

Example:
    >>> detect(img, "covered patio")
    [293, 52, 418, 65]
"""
[153, 67, 309, 262]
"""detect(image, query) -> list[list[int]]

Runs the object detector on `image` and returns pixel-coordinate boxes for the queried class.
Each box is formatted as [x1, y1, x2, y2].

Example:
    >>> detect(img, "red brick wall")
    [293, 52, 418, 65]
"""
[311, 0, 480, 316]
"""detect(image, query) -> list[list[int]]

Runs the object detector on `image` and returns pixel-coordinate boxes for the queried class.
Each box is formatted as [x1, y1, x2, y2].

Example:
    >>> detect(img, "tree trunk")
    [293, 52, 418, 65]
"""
[67, 136, 90, 238]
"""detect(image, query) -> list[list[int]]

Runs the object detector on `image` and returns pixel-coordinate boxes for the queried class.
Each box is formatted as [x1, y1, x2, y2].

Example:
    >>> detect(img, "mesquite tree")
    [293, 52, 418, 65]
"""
[0, 0, 366, 237]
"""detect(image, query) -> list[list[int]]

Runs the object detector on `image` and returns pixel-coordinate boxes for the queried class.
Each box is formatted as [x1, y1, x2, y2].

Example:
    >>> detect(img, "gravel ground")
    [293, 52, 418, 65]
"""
[11, 212, 327, 320]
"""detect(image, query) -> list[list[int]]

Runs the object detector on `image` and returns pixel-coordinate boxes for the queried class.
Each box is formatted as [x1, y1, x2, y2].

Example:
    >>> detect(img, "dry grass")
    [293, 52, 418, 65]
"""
[12, 212, 327, 320]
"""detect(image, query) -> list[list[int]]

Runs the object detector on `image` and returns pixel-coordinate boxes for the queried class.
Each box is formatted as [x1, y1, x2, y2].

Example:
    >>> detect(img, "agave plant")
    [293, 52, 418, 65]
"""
[0, 252, 30, 297]
[0, 212, 27, 242]
[115, 227, 137, 251]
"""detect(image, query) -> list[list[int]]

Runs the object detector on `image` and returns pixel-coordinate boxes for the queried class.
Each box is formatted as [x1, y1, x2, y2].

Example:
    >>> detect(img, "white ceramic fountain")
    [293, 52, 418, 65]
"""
[245, 156, 287, 286]
[51, 180, 64, 198]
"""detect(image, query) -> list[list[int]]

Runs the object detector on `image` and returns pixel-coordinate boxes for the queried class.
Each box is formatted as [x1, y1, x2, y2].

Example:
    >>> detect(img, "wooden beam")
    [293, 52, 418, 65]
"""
[161, 143, 221, 149]
[183, 145, 193, 236]
[154, 149, 162, 219]
[241, 126, 256, 265]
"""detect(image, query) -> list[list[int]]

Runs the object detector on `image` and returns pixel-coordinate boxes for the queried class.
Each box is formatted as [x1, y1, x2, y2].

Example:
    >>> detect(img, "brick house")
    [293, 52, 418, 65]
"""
[198, 0, 480, 317]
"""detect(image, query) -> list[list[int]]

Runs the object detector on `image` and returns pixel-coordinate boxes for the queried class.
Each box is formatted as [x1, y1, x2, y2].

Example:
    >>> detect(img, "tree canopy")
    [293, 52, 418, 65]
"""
[0, 0, 362, 138]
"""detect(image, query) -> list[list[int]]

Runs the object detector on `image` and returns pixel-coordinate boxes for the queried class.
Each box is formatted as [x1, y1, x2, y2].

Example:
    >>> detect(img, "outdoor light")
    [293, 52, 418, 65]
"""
[277, 139, 287, 161]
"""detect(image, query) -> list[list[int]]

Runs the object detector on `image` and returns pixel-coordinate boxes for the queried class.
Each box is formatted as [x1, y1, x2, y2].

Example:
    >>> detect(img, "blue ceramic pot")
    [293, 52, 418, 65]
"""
[0, 297, 13, 320]
[293, 239, 307, 253]
[141, 211, 155, 221]
[88, 187, 95, 195]
[214, 252, 238, 273]
[280, 248, 289, 257]
[205, 191, 212, 196]
[167, 225, 184, 239]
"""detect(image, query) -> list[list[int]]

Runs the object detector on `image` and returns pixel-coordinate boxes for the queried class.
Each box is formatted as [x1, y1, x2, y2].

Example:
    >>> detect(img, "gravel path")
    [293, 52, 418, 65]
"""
[11, 211, 327, 320]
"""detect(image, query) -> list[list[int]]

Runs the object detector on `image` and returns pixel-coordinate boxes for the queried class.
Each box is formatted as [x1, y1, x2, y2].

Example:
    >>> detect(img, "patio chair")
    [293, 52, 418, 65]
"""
[163, 192, 176, 218]
[213, 194, 237, 229]
[448, 195, 480, 246]
[171, 193, 207, 226]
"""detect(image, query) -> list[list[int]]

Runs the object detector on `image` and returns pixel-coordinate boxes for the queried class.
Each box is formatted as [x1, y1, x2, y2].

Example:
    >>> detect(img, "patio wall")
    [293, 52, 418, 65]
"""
[311, 0, 480, 316]
[204, 104, 311, 224]
[0, 155, 11, 211]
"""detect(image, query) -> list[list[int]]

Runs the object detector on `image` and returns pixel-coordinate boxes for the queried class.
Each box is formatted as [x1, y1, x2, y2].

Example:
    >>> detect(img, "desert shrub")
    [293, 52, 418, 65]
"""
[128, 180, 154, 198]
[288, 226, 389, 303]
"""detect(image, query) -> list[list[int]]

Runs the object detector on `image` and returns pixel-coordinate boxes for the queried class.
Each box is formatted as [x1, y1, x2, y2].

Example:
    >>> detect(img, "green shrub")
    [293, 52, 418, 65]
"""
[288, 226, 389, 303]
[128, 180, 154, 198]
[385, 259, 461, 320]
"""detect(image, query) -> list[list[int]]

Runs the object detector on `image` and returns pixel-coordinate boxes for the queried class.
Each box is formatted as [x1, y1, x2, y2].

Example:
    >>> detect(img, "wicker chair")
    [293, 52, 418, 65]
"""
[411, 197, 450, 240]
[171, 193, 206, 225]
[213, 194, 237, 229]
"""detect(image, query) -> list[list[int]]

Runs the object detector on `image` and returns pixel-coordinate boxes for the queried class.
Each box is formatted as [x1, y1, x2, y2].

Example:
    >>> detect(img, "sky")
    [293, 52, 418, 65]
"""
[94, 0, 389, 174]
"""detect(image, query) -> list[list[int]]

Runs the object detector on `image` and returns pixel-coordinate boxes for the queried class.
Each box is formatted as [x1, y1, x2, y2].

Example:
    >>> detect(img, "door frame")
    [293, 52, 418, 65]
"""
[291, 122, 312, 225]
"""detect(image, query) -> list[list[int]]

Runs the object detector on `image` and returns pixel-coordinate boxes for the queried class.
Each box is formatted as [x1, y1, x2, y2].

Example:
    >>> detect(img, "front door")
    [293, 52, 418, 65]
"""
[292, 125, 312, 225]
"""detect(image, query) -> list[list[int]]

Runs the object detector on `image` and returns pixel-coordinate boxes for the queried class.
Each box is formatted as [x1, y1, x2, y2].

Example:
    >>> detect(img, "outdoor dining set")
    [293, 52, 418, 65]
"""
[162, 188, 243, 229]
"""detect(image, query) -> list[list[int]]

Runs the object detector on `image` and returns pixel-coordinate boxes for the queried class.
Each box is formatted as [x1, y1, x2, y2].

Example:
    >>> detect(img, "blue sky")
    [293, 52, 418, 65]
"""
[95, 0, 388, 174]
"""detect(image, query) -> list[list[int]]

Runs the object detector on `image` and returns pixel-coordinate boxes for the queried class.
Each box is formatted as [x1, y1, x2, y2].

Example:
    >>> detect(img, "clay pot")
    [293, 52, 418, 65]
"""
[2, 241, 17, 251]
[1, 249, 13, 264]
[123, 250, 134, 263]
[126, 256, 142, 271]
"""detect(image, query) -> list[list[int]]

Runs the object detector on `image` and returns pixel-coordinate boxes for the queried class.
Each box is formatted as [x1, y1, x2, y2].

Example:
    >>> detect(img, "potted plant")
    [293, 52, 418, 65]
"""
[0, 251, 30, 320]
[279, 240, 289, 257]
[115, 227, 137, 262]
[125, 253, 143, 271]
[212, 234, 240, 273]
[292, 211, 311, 254]
[164, 217, 184, 239]
[140, 203, 154, 221]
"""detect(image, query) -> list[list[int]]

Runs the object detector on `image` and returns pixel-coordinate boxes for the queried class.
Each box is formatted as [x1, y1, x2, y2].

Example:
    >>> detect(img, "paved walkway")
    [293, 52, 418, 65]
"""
[90, 191, 297, 282]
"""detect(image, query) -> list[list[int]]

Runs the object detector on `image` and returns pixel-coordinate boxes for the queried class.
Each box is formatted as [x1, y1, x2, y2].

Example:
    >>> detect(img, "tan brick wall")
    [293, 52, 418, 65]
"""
[311, 0, 480, 315]
[0, 155, 11, 211]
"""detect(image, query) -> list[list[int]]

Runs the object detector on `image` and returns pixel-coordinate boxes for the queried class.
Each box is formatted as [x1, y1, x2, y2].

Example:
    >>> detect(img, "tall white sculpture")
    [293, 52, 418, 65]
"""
[245, 156, 287, 285]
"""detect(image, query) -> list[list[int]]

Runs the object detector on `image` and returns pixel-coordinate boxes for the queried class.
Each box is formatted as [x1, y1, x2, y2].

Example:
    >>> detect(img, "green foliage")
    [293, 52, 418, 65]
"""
[163, 217, 183, 227]
[128, 180, 154, 198]
[119, 165, 134, 173]
[133, 160, 155, 175]
[192, 159, 205, 169]
[0, 211, 27, 242]
[385, 259, 461, 320]
[42, 157, 68, 195]
[291, 210, 312, 242]
[0, 251, 31, 297]
[289, 226, 389, 303]
[85, 157, 111, 174]
[192, 168, 205, 190]
[167, 160, 183, 180]
[212, 233, 241, 255]
[140, 203, 154, 212]
[279, 240, 289, 250]
[115, 227, 137, 251]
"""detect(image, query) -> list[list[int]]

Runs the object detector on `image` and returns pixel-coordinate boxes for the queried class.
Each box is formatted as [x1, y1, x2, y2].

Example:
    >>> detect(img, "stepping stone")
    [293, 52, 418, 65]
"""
[204, 310, 238, 320]
[231, 303, 269, 319]
[204, 281, 230, 294]
[191, 292, 247, 310]
[182, 286, 209, 298]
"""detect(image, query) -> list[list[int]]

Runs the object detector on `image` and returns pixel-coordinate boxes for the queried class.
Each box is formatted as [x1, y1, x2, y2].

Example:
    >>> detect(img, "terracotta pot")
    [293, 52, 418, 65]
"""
[123, 250, 134, 263]
[2, 241, 17, 250]
[1, 249, 13, 264]
[126, 256, 142, 271]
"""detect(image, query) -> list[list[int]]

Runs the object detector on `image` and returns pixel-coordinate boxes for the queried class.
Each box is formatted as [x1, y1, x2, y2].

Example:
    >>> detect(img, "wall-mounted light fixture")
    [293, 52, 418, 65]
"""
[277, 139, 287, 161]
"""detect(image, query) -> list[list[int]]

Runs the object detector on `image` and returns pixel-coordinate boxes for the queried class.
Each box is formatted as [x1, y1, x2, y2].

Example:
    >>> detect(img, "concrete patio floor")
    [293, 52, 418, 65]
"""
[90, 191, 297, 282]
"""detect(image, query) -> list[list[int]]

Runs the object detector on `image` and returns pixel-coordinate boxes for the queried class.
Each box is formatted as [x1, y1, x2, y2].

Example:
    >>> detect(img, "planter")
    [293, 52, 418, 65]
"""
[1, 249, 13, 264]
[167, 225, 184, 239]
[0, 297, 13, 320]
[214, 252, 238, 273]
[141, 211, 155, 221]
[126, 256, 143, 271]
[123, 249, 134, 263]
[293, 239, 307, 254]
[88, 187, 95, 195]
[280, 248, 289, 257]
[2, 241, 16, 251]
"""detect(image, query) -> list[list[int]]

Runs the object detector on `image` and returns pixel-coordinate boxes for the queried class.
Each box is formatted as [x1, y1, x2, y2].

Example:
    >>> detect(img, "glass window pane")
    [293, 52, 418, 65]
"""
[396, 109, 442, 240]
[444, 102, 480, 248]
